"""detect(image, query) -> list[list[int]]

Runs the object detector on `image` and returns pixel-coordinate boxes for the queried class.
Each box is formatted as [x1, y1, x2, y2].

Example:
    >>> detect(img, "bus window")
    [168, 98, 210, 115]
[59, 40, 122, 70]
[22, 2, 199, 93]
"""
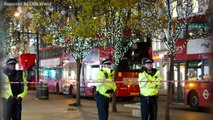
[91, 65, 99, 80]
[187, 68, 197, 80]
[50, 69, 56, 79]
[188, 23, 207, 38]
[118, 41, 151, 72]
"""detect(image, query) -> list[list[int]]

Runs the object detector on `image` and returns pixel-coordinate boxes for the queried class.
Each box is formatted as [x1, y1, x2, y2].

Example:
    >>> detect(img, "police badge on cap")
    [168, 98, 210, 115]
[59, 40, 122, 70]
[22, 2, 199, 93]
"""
[144, 58, 154, 64]
[102, 59, 111, 65]
[6, 58, 17, 65]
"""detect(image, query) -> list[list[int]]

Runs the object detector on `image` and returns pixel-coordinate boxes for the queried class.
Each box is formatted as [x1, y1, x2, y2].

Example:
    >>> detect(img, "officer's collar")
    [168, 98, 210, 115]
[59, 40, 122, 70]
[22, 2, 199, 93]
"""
[144, 68, 157, 76]
[4, 68, 16, 75]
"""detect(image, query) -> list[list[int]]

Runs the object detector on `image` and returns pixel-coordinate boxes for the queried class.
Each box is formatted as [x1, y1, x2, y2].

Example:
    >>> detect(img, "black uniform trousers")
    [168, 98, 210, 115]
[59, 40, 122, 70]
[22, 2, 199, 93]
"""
[2, 98, 22, 120]
[95, 92, 110, 120]
[140, 95, 158, 120]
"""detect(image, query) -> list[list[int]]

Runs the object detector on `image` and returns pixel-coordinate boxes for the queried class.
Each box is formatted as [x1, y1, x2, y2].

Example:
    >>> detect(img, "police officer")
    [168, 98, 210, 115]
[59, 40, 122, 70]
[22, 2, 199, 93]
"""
[95, 59, 116, 120]
[1, 58, 28, 120]
[138, 58, 162, 120]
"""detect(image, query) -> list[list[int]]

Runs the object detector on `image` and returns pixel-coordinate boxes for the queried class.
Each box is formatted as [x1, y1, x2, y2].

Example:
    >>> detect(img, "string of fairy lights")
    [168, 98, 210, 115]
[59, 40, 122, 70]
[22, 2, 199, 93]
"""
[4, 0, 209, 60]
[103, 11, 139, 67]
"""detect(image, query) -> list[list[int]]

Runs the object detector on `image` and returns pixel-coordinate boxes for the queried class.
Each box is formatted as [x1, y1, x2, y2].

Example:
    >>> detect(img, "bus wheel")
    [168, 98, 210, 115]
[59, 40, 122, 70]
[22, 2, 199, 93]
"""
[189, 91, 199, 111]
[69, 85, 75, 98]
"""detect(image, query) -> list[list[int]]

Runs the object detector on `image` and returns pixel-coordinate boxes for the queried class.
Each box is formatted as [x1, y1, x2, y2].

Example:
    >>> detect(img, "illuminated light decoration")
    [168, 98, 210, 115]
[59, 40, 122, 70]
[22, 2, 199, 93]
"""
[14, 12, 20, 17]
[103, 21, 138, 66]
[189, 32, 193, 36]
[4, 6, 37, 56]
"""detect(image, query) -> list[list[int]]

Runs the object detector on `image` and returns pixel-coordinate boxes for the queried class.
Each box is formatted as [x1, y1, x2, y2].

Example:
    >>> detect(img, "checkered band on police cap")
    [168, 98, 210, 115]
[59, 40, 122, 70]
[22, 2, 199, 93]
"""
[6, 58, 17, 65]
[102, 59, 111, 64]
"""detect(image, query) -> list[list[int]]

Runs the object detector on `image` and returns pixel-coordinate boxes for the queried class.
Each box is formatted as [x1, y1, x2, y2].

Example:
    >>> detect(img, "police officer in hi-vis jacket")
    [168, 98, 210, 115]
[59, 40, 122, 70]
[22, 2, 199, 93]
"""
[138, 58, 162, 120]
[1, 58, 28, 120]
[95, 59, 116, 120]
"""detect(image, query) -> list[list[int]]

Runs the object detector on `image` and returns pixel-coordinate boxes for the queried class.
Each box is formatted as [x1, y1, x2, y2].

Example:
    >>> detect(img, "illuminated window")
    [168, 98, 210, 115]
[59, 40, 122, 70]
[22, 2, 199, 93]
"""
[188, 23, 207, 37]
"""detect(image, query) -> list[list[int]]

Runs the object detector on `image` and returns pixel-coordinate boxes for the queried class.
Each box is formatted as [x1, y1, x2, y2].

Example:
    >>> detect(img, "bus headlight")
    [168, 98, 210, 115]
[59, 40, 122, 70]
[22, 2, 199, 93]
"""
[188, 83, 195, 88]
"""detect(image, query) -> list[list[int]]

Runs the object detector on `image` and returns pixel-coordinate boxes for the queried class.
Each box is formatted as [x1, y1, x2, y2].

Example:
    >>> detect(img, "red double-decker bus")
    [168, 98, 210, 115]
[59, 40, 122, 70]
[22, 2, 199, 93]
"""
[18, 53, 36, 90]
[39, 47, 63, 93]
[174, 13, 213, 110]
[175, 37, 213, 110]
[62, 41, 152, 99]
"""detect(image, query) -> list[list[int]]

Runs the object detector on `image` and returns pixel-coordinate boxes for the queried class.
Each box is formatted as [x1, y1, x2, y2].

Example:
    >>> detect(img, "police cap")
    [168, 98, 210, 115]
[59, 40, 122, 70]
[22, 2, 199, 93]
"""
[144, 58, 154, 64]
[101, 59, 111, 65]
[6, 58, 17, 65]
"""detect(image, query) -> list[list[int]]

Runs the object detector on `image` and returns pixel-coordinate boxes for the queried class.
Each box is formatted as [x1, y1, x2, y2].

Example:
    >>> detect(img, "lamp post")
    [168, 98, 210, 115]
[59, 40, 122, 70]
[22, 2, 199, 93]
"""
[14, 7, 42, 98]
[14, 7, 38, 84]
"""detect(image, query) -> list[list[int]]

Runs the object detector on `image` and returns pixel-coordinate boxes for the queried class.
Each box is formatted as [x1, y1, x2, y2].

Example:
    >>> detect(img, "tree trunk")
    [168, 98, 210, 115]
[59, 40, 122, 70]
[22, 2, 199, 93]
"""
[170, 55, 175, 97]
[177, 80, 183, 101]
[76, 58, 82, 106]
[165, 54, 174, 120]
[165, 79, 170, 120]
[112, 66, 118, 112]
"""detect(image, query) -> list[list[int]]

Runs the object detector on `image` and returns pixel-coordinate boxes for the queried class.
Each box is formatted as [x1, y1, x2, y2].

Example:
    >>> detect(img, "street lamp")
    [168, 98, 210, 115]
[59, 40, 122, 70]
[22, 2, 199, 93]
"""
[13, 8, 41, 96]
[13, 7, 31, 53]
[14, 12, 20, 17]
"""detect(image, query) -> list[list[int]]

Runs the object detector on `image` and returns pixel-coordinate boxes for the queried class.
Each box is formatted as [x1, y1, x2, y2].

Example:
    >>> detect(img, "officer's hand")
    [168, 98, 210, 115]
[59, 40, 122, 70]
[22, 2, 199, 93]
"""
[155, 85, 160, 88]
[109, 93, 113, 98]
[16, 97, 22, 101]
[8, 96, 14, 101]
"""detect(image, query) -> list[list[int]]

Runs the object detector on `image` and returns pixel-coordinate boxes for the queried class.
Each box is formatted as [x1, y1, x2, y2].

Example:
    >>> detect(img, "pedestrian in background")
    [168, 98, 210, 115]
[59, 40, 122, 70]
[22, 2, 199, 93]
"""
[95, 59, 116, 120]
[138, 58, 162, 120]
[1, 58, 28, 120]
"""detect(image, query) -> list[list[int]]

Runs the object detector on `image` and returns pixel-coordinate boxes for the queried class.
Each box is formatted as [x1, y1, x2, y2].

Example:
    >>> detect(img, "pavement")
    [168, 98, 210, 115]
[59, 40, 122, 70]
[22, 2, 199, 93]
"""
[22, 91, 141, 120]
[7, 89, 212, 120]
[1, 89, 166, 120]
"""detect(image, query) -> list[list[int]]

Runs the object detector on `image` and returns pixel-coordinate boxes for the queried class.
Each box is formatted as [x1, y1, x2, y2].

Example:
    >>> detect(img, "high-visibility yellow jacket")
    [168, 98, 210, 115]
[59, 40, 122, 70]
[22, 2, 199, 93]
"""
[1, 72, 28, 99]
[95, 67, 116, 97]
[138, 69, 162, 96]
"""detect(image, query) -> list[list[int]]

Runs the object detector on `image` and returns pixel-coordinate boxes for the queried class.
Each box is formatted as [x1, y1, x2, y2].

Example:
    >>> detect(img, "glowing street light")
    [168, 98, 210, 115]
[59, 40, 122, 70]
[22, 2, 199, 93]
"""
[14, 12, 20, 17]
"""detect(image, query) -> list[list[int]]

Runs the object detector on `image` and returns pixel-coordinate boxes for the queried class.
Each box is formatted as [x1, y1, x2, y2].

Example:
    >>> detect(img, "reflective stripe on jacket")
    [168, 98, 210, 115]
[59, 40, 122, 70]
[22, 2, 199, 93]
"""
[1, 72, 28, 99]
[95, 67, 116, 97]
[138, 69, 162, 96]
